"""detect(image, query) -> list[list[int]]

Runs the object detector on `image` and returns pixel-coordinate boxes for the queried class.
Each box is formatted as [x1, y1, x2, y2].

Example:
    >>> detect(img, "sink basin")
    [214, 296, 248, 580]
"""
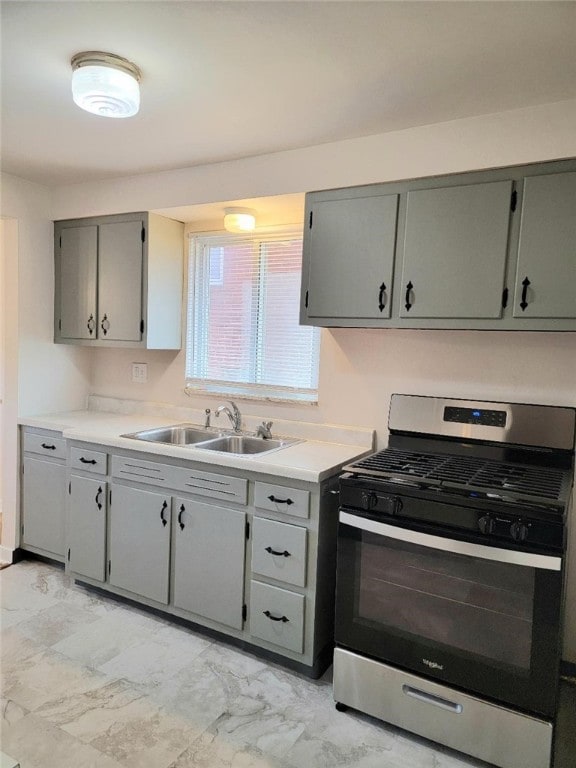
[122, 424, 221, 445]
[195, 435, 298, 455]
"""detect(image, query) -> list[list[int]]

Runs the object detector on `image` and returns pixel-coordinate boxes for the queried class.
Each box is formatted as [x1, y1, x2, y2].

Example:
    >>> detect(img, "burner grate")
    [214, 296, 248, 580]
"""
[349, 448, 570, 503]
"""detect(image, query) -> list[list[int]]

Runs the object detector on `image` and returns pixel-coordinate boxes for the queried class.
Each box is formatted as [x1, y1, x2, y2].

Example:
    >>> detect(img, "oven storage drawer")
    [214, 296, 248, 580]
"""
[249, 580, 305, 653]
[70, 446, 108, 474]
[23, 432, 67, 459]
[251, 517, 307, 587]
[333, 648, 553, 768]
[254, 482, 310, 519]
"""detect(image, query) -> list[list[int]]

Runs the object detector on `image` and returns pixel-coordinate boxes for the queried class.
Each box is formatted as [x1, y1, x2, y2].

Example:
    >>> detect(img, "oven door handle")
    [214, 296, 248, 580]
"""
[339, 511, 562, 571]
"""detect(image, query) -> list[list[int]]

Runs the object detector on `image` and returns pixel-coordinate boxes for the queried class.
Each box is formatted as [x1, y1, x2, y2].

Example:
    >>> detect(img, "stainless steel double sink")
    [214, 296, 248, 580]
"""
[121, 424, 299, 456]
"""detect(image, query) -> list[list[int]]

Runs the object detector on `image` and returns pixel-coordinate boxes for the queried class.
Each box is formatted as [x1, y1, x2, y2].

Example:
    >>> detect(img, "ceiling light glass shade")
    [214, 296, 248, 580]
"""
[224, 207, 257, 232]
[71, 52, 141, 118]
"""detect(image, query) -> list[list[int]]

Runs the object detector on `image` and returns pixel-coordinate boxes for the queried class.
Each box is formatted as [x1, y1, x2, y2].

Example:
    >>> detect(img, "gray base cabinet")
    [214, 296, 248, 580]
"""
[300, 159, 576, 330]
[54, 212, 184, 349]
[20, 429, 66, 560]
[68, 475, 107, 582]
[173, 498, 246, 629]
[109, 484, 171, 604]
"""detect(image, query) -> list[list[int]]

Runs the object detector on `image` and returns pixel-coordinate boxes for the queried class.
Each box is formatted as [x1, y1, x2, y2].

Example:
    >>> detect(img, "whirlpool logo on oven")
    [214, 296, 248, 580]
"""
[423, 658, 444, 670]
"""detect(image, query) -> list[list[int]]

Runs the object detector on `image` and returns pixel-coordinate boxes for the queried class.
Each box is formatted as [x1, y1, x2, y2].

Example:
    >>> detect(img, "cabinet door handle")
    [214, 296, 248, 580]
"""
[87, 314, 95, 335]
[405, 281, 414, 312]
[263, 610, 289, 623]
[79, 457, 97, 465]
[378, 282, 387, 312]
[520, 276, 531, 311]
[160, 500, 168, 527]
[41, 443, 56, 450]
[265, 546, 291, 558]
[100, 314, 110, 336]
[95, 486, 103, 510]
[268, 495, 294, 506]
[178, 503, 185, 531]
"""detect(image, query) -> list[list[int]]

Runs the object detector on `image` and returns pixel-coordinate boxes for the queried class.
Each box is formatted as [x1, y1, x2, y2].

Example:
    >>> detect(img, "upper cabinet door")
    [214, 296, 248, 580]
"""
[58, 225, 98, 339]
[98, 220, 144, 341]
[305, 194, 399, 319]
[400, 181, 513, 319]
[513, 172, 576, 319]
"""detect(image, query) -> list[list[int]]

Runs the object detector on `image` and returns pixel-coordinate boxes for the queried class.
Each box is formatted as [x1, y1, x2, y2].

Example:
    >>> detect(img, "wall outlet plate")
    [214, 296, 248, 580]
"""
[132, 363, 148, 383]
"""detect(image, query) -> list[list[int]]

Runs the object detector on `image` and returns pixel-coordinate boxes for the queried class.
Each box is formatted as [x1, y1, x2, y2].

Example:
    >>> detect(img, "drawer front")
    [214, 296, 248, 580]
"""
[23, 432, 66, 460]
[254, 482, 310, 519]
[70, 446, 108, 475]
[251, 517, 307, 587]
[250, 580, 305, 654]
[112, 455, 248, 505]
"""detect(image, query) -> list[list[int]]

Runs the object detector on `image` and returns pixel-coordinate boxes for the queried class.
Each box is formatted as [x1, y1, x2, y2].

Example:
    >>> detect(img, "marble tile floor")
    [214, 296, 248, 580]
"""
[1, 559, 574, 768]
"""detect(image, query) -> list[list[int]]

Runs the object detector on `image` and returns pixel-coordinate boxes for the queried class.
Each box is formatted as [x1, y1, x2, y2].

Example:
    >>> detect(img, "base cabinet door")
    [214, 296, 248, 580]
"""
[22, 457, 66, 558]
[69, 475, 107, 582]
[173, 498, 246, 629]
[109, 484, 171, 604]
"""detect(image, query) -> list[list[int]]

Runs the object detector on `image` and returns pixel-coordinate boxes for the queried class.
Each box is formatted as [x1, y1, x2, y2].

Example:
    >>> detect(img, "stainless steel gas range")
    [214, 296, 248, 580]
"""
[333, 395, 575, 768]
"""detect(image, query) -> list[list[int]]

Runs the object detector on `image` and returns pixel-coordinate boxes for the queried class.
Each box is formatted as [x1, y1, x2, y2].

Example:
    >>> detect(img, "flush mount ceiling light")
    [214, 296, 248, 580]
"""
[223, 207, 257, 233]
[71, 51, 141, 118]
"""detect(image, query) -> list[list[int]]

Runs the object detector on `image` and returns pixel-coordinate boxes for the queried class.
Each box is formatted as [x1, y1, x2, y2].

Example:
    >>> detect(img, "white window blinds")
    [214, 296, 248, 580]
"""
[186, 229, 320, 402]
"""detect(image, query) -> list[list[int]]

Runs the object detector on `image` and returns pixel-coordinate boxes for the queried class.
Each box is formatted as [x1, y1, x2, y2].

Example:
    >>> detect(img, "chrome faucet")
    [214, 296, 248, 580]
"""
[215, 400, 242, 433]
[256, 421, 273, 439]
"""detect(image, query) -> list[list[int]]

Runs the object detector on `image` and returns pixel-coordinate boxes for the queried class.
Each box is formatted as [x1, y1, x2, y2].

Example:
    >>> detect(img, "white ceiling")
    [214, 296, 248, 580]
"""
[2, 0, 576, 192]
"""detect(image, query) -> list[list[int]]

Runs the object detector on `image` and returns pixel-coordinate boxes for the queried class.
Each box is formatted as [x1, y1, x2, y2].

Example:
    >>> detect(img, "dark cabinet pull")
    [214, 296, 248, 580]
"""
[263, 610, 289, 623]
[79, 457, 97, 464]
[265, 546, 291, 558]
[100, 314, 110, 336]
[87, 314, 95, 335]
[95, 486, 103, 510]
[520, 276, 531, 311]
[268, 495, 294, 506]
[378, 282, 387, 312]
[178, 503, 185, 531]
[160, 500, 168, 527]
[41, 443, 56, 450]
[405, 281, 414, 312]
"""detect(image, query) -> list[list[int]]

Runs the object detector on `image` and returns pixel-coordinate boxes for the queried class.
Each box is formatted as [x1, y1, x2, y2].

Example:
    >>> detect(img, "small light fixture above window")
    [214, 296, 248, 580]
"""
[71, 51, 141, 118]
[223, 207, 257, 233]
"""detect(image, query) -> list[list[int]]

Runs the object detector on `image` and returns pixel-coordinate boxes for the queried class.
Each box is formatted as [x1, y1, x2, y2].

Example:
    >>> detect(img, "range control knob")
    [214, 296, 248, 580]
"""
[478, 515, 496, 535]
[361, 491, 378, 511]
[510, 520, 530, 543]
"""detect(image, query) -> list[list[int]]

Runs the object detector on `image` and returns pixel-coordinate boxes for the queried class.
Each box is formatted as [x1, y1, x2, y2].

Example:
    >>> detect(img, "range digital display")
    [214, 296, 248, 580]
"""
[444, 406, 507, 427]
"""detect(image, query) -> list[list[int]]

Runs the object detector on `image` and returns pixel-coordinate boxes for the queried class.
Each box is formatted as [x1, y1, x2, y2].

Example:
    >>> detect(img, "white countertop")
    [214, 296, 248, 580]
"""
[19, 410, 372, 483]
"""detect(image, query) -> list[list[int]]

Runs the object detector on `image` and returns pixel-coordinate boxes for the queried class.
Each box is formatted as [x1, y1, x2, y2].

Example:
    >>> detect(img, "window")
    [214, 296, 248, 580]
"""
[186, 228, 320, 403]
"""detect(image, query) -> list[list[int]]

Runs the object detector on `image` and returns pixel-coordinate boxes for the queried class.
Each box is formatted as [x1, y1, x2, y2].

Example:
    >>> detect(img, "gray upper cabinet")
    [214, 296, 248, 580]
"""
[55, 212, 184, 349]
[173, 498, 246, 629]
[302, 193, 399, 320]
[59, 226, 98, 340]
[399, 181, 513, 319]
[513, 172, 576, 319]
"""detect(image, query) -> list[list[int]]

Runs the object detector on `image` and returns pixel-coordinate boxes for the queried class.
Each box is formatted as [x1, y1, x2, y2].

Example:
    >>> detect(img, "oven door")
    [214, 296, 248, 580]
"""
[335, 509, 564, 718]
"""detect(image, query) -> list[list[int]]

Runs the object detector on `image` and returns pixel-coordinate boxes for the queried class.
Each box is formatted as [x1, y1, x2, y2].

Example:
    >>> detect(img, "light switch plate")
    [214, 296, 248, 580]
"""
[132, 363, 148, 383]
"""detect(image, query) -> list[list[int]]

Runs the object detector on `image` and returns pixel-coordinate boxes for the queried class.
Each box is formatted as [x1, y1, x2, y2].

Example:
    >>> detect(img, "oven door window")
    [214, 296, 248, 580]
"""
[356, 533, 534, 670]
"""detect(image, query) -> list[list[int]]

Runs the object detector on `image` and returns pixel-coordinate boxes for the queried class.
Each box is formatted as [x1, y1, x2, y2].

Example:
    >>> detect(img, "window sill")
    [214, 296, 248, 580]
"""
[184, 381, 318, 406]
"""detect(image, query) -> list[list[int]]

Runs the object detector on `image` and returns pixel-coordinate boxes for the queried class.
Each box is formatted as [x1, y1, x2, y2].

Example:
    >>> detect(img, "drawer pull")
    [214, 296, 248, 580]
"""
[265, 546, 291, 558]
[263, 610, 289, 623]
[95, 486, 103, 510]
[402, 685, 463, 714]
[267, 495, 294, 506]
[178, 503, 185, 531]
[79, 457, 97, 465]
[160, 500, 168, 527]
[41, 443, 56, 450]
